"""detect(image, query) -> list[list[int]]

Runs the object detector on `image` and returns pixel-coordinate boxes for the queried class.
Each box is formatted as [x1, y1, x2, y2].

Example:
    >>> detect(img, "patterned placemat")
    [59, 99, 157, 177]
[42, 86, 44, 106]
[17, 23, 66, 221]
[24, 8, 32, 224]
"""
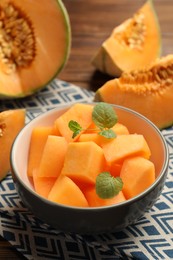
[0, 79, 173, 260]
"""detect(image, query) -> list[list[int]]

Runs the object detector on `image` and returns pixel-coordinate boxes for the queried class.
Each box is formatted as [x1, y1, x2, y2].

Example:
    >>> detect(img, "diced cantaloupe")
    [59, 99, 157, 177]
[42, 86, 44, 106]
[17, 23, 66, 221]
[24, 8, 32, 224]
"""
[102, 134, 151, 164]
[78, 122, 129, 146]
[85, 122, 129, 135]
[84, 188, 126, 207]
[27, 126, 53, 177]
[61, 141, 106, 185]
[120, 156, 155, 199]
[48, 175, 89, 207]
[37, 135, 68, 178]
[53, 103, 93, 142]
[78, 133, 103, 146]
[108, 163, 122, 177]
[111, 123, 129, 135]
[33, 170, 57, 198]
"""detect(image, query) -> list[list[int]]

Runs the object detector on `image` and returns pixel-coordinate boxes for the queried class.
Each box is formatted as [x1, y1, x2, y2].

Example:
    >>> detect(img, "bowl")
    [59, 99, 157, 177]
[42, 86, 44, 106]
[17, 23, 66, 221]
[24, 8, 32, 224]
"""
[10, 103, 169, 234]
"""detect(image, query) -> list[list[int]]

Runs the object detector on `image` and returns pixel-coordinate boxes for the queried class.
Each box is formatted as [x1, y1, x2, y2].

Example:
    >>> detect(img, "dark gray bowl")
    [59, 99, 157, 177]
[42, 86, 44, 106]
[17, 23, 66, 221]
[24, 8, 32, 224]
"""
[10, 104, 169, 234]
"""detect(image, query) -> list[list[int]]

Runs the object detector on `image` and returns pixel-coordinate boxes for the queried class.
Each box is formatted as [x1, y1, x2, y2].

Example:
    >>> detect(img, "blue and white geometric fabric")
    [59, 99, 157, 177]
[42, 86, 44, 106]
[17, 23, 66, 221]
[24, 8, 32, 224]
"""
[0, 79, 173, 260]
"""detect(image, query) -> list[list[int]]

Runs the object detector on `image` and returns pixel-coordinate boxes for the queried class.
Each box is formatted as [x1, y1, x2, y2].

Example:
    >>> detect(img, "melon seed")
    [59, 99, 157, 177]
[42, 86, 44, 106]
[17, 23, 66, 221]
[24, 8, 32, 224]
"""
[0, 2, 36, 74]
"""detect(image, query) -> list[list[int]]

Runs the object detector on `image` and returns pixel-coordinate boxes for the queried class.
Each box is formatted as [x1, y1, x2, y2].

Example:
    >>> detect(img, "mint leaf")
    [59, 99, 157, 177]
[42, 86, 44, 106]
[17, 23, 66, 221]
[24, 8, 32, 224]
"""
[68, 120, 82, 138]
[98, 129, 116, 139]
[96, 172, 123, 199]
[92, 102, 118, 130]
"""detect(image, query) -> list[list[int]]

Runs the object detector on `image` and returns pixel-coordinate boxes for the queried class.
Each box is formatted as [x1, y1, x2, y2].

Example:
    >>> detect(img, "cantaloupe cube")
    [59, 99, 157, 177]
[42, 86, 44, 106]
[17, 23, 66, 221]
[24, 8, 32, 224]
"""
[108, 163, 122, 177]
[84, 188, 126, 207]
[48, 175, 89, 207]
[61, 141, 106, 185]
[53, 103, 93, 142]
[27, 127, 53, 177]
[102, 134, 151, 164]
[37, 135, 68, 178]
[78, 133, 103, 146]
[120, 156, 155, 199]
[79, 122, 129, 146]
[111, 123, 129, 135]
[33, 170, 57, 198]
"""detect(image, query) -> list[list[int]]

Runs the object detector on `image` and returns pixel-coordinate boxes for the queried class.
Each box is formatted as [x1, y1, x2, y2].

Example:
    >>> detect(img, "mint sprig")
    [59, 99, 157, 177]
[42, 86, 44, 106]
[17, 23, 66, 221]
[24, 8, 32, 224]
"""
[96, 172, 123, 199]
[92, 102, 118, 129]
[69, 103, 118, 139]
[68, 120, 82, 138]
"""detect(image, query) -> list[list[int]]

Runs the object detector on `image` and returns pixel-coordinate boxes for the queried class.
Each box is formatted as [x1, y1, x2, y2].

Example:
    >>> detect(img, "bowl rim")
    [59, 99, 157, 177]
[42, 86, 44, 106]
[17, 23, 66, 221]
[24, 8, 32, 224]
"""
[10, 103, 169, 211]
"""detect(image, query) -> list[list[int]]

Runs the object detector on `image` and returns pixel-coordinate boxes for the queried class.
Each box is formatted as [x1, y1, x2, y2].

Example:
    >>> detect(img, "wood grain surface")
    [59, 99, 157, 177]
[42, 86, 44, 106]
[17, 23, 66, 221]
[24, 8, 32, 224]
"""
[1, 0, 173, 259]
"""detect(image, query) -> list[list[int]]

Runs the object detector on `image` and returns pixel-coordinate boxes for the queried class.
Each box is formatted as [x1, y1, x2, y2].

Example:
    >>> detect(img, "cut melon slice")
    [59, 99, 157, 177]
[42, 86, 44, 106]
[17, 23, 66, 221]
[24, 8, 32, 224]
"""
[0, 0, 71, 98]
[27, 126, 53, 177]
[102, 134, 151, 164]
[61, 141, 106, 185]
[92, 0, 161, 76]
[0, 109, 25, 181]
[54, 103, 93, 142]
[33, 171, 57, 199]
[37, 135, 68, 178]
[48, 175, 89, 207]
[120, 156, 155, 199]
[84, 189, 126, 207]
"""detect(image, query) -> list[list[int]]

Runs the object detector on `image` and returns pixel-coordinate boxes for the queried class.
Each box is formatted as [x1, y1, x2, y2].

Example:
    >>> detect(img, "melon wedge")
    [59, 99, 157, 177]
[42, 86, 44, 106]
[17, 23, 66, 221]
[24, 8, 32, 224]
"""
[92, 0, 161, 76]
[0, 109, 25, 181]
[0, 0, 71, 98]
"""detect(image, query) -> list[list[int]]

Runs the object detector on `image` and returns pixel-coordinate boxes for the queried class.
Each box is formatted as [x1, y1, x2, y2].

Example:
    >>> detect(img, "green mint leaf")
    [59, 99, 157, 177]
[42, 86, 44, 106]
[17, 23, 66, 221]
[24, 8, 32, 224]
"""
[68, 120, 82, 138]
[98, 129, 116, 139]
[96, 172, 123, 199]
[92, 102, 118, 130]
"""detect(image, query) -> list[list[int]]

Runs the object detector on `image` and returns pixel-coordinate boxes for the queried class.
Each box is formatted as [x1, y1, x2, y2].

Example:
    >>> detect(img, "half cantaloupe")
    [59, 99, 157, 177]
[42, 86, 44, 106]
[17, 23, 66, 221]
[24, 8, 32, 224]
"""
[92, 0, 161, 77]
[0, 0, 71, 98]
[0, 109, 25, 181]
[95, 55, 173, 129]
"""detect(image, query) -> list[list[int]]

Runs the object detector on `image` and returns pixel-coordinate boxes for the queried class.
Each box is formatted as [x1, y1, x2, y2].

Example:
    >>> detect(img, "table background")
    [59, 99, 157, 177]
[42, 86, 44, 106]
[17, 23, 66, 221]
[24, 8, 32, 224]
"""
[0, 0, 173, 259]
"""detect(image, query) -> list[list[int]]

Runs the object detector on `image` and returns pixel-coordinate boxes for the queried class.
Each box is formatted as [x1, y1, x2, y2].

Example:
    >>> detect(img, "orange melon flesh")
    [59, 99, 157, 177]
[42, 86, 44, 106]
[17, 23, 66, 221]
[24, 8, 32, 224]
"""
[33, 171, 56, 199]
[92, 0, 161, 76]
[27, 126, 53, 177]
[54, 103, 93, 142]
[112, 123, 129, 135]
[0, 109, 25, 180]
[79, 123, 129, 146]
[120, 156, 155, 199]
[37, 135, 68, 178]
[102, 134, 151, 164]
[48, 175, 89, 207]
[84, 189, 126, 207]
[61, 141, 106, 185]
[95, 64, 173, 129]
[0, 0, 71, 98]
[78, 133, 104, 146]
[108, 163, 122, 178]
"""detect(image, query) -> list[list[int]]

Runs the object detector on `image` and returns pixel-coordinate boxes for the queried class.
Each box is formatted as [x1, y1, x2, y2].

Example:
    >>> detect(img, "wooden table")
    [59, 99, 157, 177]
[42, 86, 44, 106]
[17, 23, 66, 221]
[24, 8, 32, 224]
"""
[0, 0, 173, 259]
